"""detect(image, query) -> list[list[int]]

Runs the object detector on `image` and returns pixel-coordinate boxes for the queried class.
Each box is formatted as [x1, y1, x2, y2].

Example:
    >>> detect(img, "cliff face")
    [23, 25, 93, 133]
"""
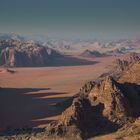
[0, 48, 15, 67]
[88, 77, 131, 123]
[45, 60, 140, 140]
[0, 39, 62, 67]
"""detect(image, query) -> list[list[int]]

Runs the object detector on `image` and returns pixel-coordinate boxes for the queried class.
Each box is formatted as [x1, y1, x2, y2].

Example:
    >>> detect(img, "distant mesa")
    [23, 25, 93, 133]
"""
[80, 49, 106, 58]
[0, 39, 63, 67]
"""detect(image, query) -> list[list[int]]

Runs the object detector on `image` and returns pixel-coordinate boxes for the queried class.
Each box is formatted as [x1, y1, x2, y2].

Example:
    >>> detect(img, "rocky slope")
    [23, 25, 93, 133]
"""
[43, 59, 140, 140]
[0, 39, 62, 67]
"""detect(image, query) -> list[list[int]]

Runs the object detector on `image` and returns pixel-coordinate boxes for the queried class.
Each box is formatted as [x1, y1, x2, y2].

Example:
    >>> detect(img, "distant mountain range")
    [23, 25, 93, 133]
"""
[0, 33, 140, 67]
[45, 38, 140, 55]
[0, 33, 25, 41]
[0, 39, 97, 67]
[0, 33, 140, 54]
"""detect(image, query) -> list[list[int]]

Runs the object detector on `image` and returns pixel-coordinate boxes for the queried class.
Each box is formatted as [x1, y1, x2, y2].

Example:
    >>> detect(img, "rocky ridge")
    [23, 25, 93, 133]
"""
[44, 58, 140, 140]
[0, 39, 62, 67]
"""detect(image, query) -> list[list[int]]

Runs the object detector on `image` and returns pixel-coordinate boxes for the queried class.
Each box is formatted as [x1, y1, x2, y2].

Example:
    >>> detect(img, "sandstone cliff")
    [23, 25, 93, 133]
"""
[0, 39, 62, 67]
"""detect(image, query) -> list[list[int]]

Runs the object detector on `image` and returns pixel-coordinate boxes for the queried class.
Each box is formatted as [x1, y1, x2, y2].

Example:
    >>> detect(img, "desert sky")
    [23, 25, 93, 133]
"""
[0, 0, 140, 40]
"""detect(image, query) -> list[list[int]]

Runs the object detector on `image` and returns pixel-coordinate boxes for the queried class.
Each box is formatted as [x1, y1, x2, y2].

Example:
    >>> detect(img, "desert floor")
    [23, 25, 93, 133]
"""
[0, 56, 118, 131]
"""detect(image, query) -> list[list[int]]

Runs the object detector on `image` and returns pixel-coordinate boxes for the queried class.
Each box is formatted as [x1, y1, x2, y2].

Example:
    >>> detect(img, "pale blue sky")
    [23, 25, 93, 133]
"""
[0, 0, 140, 40]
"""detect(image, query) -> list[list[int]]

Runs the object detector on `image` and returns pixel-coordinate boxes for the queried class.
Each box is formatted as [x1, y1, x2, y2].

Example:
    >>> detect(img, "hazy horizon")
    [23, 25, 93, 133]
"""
[0, 0, 140, 41]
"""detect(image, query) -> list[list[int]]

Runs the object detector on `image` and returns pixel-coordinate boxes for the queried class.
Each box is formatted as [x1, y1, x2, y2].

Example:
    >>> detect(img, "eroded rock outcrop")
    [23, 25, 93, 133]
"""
[0, 39, 62, 67]
[45, 60, 140, 140]
[88, 76, 132, 124]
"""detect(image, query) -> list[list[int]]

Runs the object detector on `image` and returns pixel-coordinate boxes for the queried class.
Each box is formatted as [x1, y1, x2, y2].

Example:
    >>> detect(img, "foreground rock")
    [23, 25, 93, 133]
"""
[45, 60, 140, 140]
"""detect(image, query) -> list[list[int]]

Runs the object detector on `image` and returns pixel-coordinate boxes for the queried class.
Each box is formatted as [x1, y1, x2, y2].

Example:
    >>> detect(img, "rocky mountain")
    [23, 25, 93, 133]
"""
[44, 39, 140, 55]
[43, 58, 140, 139]
[102, 39, 140, 55]
[0, 39, 62, 67]
[80, 49, 106, 58]
[0, 33, 25, 41]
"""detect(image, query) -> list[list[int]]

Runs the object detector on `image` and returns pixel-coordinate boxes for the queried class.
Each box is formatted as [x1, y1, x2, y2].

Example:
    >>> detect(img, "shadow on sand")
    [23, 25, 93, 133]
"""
[0, 87, 69, 132]
[47, 55, 98, 67]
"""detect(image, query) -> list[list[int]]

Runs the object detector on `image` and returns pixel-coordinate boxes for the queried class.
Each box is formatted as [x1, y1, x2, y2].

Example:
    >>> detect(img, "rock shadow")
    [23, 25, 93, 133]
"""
[0, 87, 69, 132]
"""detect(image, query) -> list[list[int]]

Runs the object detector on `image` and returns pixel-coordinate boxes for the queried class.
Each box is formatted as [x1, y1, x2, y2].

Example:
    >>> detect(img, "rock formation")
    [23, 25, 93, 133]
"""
[0, 39, 62, 67]
[45, 60, 140, 140]
[80, 49, 105, 58]
[99, 53, 140, 80]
